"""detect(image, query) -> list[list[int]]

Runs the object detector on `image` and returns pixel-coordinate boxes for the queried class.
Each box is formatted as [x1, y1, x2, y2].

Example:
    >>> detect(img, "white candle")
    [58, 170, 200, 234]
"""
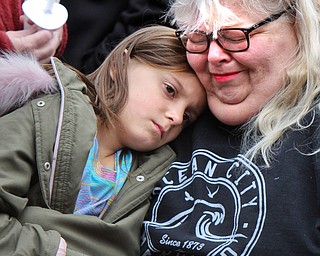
[44, 0, 55, 14]
[22, 0, 68, 30]
[23, 0, 30, 29]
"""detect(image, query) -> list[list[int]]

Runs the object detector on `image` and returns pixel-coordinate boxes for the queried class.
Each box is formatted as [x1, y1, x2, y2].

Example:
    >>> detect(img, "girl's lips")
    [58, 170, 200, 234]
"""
[213, 72, 240, 82]
[153, 122, 165, 138]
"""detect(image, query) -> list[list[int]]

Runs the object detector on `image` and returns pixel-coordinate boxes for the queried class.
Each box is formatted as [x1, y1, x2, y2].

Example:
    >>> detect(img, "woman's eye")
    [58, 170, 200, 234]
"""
[165, 84, 175, 96]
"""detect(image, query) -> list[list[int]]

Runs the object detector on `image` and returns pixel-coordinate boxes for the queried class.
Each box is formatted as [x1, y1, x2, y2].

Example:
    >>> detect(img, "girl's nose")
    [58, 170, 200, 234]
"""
[166, 108, 184, 126]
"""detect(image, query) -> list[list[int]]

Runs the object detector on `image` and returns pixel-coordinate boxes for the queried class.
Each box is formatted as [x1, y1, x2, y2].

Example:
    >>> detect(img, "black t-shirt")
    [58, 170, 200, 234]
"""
[141, 109, 320, 255]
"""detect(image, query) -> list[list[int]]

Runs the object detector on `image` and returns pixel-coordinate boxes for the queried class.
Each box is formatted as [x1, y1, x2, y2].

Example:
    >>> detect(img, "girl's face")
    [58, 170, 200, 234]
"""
[115, 59, 206, 152]
[187, 6, 297, 126]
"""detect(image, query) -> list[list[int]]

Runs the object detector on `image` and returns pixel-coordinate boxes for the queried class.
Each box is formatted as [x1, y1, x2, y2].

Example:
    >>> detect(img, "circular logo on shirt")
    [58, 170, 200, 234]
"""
[143, 149, 266, 255]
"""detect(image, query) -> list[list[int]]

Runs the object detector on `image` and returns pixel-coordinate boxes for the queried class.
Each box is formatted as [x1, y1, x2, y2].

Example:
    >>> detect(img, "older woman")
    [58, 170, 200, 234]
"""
[141, 0, 320, 255]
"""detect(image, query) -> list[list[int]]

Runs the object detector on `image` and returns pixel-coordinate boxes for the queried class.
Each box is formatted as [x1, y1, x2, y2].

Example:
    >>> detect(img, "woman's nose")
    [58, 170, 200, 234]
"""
[207, 40, 232, 64]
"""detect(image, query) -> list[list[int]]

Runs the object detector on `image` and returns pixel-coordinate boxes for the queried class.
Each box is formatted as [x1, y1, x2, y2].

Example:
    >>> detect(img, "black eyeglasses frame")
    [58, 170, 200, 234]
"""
[175, 6, 292, 53]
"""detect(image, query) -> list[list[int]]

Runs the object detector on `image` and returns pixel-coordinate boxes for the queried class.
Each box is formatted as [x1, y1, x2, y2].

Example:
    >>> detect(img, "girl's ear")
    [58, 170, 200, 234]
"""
[109, 49, 128, 80]
[109, 68, 115, 81]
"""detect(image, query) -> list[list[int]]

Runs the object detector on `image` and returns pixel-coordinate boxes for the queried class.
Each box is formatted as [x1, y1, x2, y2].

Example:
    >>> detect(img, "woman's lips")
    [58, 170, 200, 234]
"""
[213, 71, 240, 82]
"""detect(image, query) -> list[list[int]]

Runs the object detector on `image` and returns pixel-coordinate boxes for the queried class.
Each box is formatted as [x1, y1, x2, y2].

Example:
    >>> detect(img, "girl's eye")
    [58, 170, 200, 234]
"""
[183, 112, 190, 122]
[165, 84, 175, 96]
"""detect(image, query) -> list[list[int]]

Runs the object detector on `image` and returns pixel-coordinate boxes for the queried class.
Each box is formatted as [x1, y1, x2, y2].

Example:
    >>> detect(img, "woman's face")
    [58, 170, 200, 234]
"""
[187, 6, 297, 125]
[116, 59, 206, 152]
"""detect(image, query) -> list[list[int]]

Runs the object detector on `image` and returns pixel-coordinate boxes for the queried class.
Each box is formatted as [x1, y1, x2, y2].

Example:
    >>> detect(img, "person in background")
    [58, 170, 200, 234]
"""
[0, 0, 68, 64]
[0, 25, 206, 256]
[60, 0, 171, 74]
[141, 0, 320, 255]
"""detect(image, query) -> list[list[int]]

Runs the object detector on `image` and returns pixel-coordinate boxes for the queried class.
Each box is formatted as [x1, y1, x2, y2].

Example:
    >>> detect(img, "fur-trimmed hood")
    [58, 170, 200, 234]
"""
[0, 52, 57, 116]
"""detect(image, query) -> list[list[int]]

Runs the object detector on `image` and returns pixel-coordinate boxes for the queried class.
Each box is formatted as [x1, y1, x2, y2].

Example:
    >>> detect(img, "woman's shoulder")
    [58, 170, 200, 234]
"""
[302, 105, 320, 125]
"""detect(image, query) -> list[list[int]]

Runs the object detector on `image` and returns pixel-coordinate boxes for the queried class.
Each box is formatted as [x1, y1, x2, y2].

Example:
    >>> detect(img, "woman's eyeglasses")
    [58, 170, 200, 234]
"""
[175, 7, 292, 53]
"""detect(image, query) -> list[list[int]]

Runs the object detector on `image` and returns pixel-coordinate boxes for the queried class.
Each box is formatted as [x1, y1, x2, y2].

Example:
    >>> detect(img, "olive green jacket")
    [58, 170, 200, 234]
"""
[0, 57, 175, 255]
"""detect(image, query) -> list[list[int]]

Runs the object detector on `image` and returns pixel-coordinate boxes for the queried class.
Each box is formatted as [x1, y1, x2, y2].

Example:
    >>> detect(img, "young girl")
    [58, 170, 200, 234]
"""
[0, 25, 206, 255]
